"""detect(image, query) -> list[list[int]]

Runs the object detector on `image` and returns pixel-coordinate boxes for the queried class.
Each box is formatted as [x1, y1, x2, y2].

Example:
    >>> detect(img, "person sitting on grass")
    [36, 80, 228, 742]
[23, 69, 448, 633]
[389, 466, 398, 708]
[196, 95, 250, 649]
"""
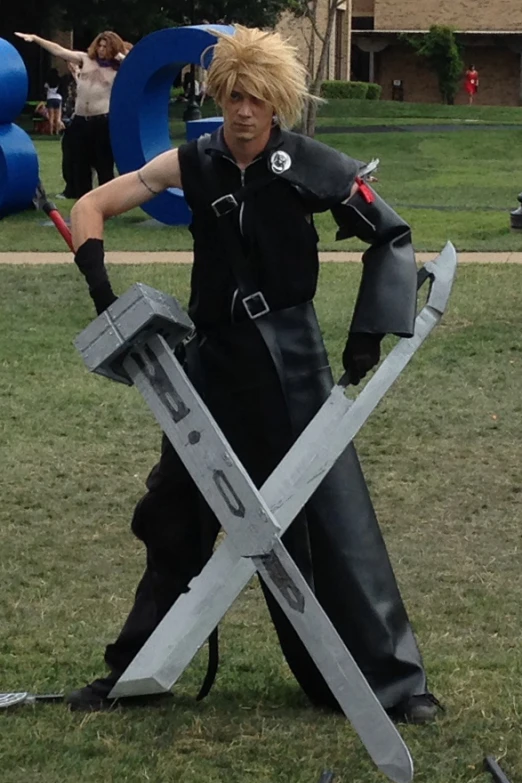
[32, 101, 49, 134]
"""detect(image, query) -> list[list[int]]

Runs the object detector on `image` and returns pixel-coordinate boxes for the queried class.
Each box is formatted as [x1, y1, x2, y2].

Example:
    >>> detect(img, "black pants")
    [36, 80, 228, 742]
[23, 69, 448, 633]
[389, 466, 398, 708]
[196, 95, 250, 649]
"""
[61, 124, 80, 199]
[103, 316, 428, 709]
[67, 115, 114, 198]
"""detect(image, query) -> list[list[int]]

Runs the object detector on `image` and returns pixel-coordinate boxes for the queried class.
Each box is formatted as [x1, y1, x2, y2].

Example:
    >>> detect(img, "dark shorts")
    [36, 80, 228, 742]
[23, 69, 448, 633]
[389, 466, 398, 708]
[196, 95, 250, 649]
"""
[46, 98, 61, 110]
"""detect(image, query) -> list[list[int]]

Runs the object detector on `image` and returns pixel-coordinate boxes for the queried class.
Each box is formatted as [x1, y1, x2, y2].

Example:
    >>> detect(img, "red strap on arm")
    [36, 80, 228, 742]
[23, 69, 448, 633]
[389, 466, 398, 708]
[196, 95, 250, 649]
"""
[355, 176, 375, 204]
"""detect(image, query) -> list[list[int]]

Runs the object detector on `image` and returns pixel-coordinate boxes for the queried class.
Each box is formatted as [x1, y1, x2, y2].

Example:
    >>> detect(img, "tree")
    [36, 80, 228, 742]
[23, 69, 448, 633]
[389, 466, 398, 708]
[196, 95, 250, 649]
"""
[290, 0, 345, 137]
[60, 0, 294, 42]
[2, 0, 295, 44]
[402, 25, 463, 105]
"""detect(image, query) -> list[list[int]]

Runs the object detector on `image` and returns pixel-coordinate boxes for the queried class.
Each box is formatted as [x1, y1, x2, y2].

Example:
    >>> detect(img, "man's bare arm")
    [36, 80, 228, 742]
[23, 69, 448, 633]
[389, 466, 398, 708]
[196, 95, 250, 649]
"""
[14, 33, 84, 65]
[71, 149, 182, 249]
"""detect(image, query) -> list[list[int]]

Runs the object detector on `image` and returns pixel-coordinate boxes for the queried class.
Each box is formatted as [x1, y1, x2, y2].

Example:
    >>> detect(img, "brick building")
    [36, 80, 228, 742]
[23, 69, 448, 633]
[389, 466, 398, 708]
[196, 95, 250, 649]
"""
[279, 0, 522, 105]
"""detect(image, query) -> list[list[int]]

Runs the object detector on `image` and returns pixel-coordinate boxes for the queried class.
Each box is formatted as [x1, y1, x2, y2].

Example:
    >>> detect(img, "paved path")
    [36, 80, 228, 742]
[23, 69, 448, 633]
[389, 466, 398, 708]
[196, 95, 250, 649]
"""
[1, 251, 522, 265]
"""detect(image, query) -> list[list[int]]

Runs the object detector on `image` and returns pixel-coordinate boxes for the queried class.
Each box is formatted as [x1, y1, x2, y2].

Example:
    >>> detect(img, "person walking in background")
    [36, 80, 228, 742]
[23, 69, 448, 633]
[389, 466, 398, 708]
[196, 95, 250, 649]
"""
[464, 64, 479, 105]
[44, 68, 62, 135]
[15, 30, 127, 197]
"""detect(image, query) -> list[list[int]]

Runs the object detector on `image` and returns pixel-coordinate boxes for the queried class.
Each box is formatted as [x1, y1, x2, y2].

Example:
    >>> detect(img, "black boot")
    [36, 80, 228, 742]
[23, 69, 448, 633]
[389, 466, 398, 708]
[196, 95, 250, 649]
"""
[65, 676, 173, 712]
[387, 693, 443, 724]
[65, 676, 118, 712]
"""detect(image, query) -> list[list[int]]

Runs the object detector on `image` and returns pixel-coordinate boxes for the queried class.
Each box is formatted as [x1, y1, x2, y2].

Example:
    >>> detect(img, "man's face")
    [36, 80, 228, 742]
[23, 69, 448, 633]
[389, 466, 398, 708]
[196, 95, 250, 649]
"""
[97, 39, 108, 59]
[222, 87, 274, 143]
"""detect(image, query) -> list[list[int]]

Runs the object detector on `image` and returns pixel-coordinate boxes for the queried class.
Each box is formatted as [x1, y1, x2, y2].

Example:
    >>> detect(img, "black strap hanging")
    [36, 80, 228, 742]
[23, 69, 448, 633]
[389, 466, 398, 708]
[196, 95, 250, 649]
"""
[197, 137, 277, 320]
[191, 138, 296, 700]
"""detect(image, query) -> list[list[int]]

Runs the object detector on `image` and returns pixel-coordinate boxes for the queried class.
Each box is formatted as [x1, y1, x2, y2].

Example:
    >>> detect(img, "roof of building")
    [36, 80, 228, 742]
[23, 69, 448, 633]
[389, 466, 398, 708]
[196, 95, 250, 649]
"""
[353, 29, 522, 35]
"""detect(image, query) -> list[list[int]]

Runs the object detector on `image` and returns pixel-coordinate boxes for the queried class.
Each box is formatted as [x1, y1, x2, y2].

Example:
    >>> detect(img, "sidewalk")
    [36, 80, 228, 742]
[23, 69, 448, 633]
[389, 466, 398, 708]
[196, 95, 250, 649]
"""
[1, 251, 522, 264]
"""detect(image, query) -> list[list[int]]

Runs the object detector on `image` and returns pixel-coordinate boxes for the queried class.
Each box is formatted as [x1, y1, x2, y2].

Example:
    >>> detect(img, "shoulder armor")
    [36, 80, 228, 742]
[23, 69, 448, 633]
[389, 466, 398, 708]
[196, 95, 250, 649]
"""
[268, 131, 360, 211]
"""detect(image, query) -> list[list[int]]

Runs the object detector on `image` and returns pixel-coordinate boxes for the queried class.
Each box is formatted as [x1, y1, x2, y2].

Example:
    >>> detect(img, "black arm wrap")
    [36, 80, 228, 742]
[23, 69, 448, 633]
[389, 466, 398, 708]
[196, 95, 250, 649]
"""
[74, 238, 117, 314]
[331, 188, 417, 337]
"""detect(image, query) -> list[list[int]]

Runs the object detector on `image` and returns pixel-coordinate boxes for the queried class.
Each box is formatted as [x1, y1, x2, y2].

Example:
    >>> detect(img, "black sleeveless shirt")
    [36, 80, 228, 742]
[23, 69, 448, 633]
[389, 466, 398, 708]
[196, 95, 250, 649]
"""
[178, 127, 327, 329]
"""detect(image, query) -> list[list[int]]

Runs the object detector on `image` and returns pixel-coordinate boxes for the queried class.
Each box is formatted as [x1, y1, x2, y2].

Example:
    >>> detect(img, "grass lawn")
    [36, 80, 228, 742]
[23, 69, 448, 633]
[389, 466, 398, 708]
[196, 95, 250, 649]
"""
[3, 99, 522, 254]
[1, 261, 522, 783]
[314, 99, 522, 124]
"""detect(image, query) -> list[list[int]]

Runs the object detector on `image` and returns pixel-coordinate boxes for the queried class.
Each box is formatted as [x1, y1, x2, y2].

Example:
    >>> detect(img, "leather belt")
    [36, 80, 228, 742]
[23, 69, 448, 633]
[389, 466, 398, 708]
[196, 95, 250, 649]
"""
[75, 113, 109, 122]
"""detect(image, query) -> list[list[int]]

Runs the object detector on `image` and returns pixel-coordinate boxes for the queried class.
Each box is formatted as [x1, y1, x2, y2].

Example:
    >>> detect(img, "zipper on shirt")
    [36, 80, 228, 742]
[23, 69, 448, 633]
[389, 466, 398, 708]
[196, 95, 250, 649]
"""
[220, 155, 258, 238]
[230, 168, 246, 322]
[239, 169, 245, 236]
[221, 159, 257, 322]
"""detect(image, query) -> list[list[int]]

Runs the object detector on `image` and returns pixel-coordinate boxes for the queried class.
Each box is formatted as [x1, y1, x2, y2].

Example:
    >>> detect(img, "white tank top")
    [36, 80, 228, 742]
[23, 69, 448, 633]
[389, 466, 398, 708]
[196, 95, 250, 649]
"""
[45, 84, 62, 101]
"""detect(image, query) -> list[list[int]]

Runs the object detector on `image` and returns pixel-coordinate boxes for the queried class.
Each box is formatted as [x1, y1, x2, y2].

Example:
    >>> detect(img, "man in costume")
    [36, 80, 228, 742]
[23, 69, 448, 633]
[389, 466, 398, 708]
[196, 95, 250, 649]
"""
[67, 25, 441, 723]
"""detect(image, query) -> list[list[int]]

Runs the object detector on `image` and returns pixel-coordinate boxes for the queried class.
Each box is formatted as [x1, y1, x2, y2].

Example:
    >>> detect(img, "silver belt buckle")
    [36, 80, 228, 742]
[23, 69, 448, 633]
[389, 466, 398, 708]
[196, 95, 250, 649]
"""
[182, 328, 197, 346]
[211, 194, 238, 217]
[242, 291, 270, 319]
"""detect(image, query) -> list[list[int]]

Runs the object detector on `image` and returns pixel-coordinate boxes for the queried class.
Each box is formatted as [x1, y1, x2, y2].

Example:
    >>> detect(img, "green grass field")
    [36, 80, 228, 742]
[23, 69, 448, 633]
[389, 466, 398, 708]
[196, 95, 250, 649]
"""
[4, 98, 522, 253]
[1, 260, 522, 783]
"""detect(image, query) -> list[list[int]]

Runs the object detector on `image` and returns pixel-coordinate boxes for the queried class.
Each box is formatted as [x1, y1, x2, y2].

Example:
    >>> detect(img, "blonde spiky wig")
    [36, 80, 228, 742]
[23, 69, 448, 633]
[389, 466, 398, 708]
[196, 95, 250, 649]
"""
[205, 25, 311, 129]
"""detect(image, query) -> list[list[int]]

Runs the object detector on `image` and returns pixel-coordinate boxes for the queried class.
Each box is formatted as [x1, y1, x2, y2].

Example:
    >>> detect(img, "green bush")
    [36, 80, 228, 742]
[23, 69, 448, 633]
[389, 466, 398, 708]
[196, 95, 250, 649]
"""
[365, 83, 382, 100]
[320, 80, 375, 99]
[401, 26, 463, 104]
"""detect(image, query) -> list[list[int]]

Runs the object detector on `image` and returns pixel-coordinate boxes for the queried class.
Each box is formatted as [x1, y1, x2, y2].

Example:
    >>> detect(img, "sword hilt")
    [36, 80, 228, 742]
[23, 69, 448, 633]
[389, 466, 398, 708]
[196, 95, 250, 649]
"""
[419, 241, 458, 316]
[26, 693, 64, 703]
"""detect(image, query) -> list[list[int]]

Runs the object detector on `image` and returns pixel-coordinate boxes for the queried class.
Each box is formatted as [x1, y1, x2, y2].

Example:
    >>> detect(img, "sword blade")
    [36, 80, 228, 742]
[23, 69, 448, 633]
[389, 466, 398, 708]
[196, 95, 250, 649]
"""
[255, 539, 414, 783]
[267, 308, 437, 527]
[109, 246, 457, 783]
[122, 337, 281, 557]
[113, 248, 457, 701]
[0, 693, 29, 708]
[0, 692, 63, 708]
[110, 539, 254, 696]
[267, 242, 457, 527]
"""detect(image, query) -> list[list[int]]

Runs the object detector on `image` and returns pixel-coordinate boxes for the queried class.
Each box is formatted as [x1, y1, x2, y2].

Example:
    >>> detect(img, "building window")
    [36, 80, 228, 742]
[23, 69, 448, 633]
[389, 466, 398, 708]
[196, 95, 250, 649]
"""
[352, 16, 375, 30]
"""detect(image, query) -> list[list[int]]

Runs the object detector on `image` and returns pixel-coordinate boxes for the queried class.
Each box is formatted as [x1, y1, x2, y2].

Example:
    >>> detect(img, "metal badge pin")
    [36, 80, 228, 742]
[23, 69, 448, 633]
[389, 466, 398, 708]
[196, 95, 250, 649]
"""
[270, 150, 292, 174]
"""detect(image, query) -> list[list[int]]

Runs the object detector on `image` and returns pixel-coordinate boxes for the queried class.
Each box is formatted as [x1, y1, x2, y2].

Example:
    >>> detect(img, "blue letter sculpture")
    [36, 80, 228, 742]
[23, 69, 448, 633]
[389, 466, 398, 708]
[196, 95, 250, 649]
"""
[0, 38, 39, 218]
[110, 25, 231, 226]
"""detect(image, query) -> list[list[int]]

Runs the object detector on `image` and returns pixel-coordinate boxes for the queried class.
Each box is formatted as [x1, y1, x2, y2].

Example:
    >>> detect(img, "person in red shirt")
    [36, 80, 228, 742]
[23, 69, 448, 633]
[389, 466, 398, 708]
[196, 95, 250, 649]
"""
[464, 64, 479, 105]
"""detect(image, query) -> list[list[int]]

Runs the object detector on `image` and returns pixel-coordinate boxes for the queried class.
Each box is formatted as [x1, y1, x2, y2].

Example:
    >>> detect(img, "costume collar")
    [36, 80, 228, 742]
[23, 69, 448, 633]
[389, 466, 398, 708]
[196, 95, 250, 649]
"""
[205, 124, 285, 161]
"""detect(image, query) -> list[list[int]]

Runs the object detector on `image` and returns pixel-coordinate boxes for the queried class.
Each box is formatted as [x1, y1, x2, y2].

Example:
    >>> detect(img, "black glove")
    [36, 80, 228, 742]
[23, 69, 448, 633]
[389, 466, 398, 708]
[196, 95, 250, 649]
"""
[342, 332, 383, 385]
[74, 238, 117, 315]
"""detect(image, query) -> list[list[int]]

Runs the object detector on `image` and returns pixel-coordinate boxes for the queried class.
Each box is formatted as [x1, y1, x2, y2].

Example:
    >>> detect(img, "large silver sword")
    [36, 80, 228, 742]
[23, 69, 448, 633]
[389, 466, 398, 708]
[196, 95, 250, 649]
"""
[74, 241, 457, 783]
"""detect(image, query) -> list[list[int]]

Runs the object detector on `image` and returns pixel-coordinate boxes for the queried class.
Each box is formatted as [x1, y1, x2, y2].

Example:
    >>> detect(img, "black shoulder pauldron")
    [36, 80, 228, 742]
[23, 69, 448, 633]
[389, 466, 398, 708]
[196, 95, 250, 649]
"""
[265, 130, 360, 211]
